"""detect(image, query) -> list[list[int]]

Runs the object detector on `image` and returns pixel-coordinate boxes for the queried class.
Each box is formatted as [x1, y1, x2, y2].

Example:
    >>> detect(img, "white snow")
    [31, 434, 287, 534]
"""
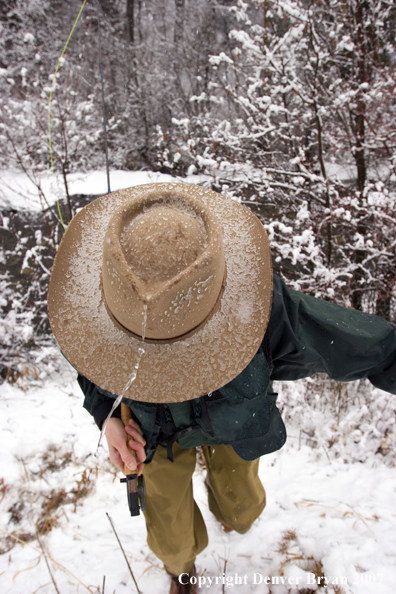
[1, 358, 396, 593]
[0, 170, 176, 211]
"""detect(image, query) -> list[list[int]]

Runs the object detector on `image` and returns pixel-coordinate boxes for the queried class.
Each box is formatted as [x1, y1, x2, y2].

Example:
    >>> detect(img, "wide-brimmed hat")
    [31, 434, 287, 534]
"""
[48, 183, 272, 403]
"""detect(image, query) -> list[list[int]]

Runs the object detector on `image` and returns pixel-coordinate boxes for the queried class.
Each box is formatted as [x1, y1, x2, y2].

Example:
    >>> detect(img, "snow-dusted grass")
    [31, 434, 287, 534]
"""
[1, 358, 396, 594]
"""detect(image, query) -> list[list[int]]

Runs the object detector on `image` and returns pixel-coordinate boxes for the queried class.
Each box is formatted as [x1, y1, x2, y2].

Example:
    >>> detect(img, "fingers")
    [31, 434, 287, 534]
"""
[128, 418, 144, 433]
[127, 440, 146, 463]
[118, 444, 139, 472]
[104, 416, 146, 475]
[108, 443, 126, 473]
[125, 425, 146, 446]
[117, 440, 146, 472]
[124, 421, 146, 474]
[125, 418, 145, 439]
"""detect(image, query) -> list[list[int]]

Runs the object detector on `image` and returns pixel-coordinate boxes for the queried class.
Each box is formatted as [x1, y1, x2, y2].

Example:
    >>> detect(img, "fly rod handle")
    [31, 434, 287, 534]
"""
[121, 402, 136, 475]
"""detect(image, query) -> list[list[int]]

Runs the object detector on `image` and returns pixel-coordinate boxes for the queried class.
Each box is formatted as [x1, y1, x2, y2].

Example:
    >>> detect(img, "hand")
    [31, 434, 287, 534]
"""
[105, 417, 146, 475]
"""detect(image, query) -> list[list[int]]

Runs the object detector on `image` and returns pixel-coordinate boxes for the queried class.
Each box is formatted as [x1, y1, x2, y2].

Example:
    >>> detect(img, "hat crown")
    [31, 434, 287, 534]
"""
[121, 206, 207, 288]
[102, 191, 225, 340]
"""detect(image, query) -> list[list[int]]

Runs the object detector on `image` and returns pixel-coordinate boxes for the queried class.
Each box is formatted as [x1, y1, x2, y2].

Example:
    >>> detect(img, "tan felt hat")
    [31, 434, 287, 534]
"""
[48, 183, 272, 403]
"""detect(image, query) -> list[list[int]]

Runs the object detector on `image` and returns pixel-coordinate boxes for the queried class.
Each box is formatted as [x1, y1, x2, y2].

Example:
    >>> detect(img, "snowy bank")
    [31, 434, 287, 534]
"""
[0, 170, 178, 211]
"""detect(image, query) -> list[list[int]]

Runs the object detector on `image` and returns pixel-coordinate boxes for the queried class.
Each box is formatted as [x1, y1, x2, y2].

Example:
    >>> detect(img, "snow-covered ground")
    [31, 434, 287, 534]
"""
[0, 169, 210, 211]
[3, 162, 386, 213]
[1, 357, 395, 594]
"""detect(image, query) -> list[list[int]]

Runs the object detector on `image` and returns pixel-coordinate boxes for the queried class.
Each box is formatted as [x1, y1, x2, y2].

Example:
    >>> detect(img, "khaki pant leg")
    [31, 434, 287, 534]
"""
[202, 445, 266, 534]
[143, 443, 208, 577]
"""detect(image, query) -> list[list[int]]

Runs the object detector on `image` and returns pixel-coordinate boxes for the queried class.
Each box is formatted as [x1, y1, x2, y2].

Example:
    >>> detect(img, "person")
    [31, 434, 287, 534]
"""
[47, 183, 396, 594]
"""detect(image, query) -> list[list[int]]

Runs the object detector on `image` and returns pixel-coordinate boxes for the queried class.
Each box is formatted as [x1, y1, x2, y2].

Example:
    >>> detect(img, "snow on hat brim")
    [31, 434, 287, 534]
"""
[47, 183, 272, 403]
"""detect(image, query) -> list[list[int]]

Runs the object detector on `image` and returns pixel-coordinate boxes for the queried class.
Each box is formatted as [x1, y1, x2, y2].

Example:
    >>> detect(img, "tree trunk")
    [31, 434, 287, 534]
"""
[174, 0, 185, 46]
[376, 287, 392, 321]
[351, 0, 369, 310]
[354, 0, 368, 196]
[126, 0, 134, 45]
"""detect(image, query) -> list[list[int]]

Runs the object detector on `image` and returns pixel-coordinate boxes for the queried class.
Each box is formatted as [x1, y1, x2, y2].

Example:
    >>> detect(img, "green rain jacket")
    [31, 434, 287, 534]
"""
[79, 275, 396, 462]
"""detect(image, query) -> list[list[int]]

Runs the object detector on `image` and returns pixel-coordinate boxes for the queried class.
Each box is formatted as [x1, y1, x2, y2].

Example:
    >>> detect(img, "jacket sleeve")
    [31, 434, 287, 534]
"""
[77, 374, 121, 429]
[267, 275, 396, 394]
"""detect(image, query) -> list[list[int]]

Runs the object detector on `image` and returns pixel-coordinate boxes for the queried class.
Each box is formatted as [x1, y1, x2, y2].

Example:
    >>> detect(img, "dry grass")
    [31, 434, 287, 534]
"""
[275, 529, 298, 555]
[36, 488, 68, 535]
[1, 444, 99, 554]
[0, 478, 8, 505]
[0, 528, 36, 554]
[0, 362, 42, 391]
[35, 468, 97, 535]
[272, 529, 347, 594]
[32, 444, 74, 476]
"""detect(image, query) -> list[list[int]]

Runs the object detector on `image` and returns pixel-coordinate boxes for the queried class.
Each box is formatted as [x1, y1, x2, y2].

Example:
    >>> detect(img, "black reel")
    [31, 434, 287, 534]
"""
[120, 473, 146, 516]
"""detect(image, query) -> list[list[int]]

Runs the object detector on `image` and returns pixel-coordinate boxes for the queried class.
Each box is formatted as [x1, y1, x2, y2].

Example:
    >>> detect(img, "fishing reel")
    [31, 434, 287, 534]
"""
[120, 473, 146, 516]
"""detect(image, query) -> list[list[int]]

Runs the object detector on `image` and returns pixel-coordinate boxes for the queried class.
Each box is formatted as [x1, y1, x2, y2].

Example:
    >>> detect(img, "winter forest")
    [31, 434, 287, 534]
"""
[1, 0, 396, 593]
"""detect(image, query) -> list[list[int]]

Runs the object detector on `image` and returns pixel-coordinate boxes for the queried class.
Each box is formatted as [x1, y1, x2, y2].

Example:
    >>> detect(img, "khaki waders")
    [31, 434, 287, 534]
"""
[142, 443, 266, 577]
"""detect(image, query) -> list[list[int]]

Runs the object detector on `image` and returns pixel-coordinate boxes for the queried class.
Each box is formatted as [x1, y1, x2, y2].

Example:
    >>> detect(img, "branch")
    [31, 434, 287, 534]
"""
[106, 513, 142, 594]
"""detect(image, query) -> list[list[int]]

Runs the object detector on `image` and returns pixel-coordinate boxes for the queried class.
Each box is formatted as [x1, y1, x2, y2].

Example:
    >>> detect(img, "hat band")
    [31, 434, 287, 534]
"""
[101, 274, 226, 344]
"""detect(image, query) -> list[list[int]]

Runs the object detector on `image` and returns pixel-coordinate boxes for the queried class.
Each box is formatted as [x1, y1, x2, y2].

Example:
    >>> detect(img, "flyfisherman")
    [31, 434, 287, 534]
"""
[48, 183, 396, 594]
